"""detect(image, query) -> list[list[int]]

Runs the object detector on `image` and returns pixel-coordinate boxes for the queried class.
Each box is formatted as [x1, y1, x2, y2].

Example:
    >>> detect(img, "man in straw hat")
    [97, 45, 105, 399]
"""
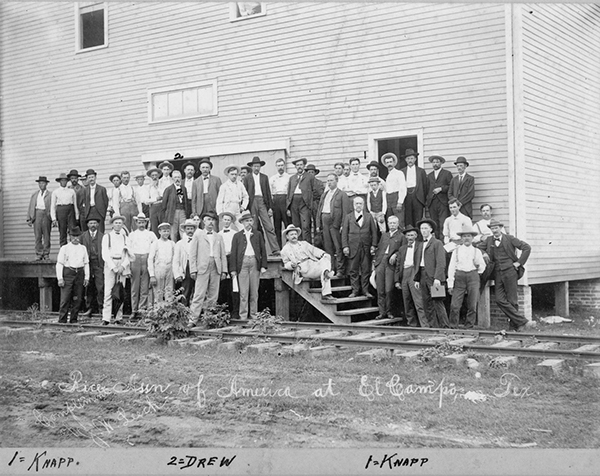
[217, 164, 249, 225]
[191, 158, 221, 219]
[134, 172, 150, 218]
[145, 167, 163, 236]
[101, 215, 131, 324]
[447, 226, 486, 329]
[149, 222, 175, 304]
[448, 156, 475, 219]
[281, 223, 334, 300]
[381, 153, 407, 230]
[426, 155, 453, 238]
[244, 156, 281, 256]
[27, 176, 52, 260]
[56, 226, 89, 324]
[400, 149, 428, 228]
[127, 212, 156, 316]
[80, 217, 104, 318]
[286, 157, 316, 243]
[173, 218, 197, 306]
[81, 169, 109, 233]
[52, 172, 80, 246]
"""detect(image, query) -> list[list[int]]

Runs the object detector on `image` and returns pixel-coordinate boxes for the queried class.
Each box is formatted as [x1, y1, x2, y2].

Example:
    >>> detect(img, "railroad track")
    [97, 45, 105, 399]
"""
[2, 317, 600, 372]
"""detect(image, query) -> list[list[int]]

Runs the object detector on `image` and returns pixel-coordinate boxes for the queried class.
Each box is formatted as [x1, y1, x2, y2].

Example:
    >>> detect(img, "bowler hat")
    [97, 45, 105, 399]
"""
[291, 157, 307, 166]
[67, 169, 81, 178]
[109, 174, 122, 183]
[402, 225, 419, 235]
[283, 223, 301, 237]
[402, 149, 419, 159]
[381, 153, 398, 167]
[35, 176, 49, 183]
[239, 211, 253, 222]
[224, 165, 240, 176]
[85, 169, 97, 177]
[182, 161, 196, 171]
[219, 211, 237, 223]
[158, 161, 174, 171]
[367, 160, 380, 169]
[111, 215, 126, 224]
[157, 222, 171, 231]
[55, 173, 69, 182]
[416, 218, 437, 231]
[201, 211, 218, 221]
[198, 159, 213, 169]
[428, 155, 446, 164]
[146, 167, 163, 178]
[69, 226, 83, 236]
[305, 164, 320, 175]
[247, 156, 266, 167]
[489, 219, 504, 228]
[454, 156, 469, 166]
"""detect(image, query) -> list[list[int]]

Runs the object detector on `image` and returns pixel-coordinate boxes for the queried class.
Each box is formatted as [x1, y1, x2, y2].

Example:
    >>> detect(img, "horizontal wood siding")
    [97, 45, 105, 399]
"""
[520, 4, 600, 284]
[1, 2, 508, 259]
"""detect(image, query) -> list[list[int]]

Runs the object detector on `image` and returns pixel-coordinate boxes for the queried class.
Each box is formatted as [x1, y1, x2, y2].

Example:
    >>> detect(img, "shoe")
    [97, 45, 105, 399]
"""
[114, 320, 123, 325]
[270, 251, 281, 256]
[348, 293, 359, 298]
[69, 319, 78, 324]
[81, 309, 92, 317]
[375, 314, 385, 320]
[322, 294, 334, 300]
[516, 321, 537, 333]
[364, 292, 375, 299]
[102, 321, 110, 326]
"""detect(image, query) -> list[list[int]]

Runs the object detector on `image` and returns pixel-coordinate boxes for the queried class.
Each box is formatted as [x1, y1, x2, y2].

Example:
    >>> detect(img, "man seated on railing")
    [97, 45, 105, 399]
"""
[280, 224, 334, 300]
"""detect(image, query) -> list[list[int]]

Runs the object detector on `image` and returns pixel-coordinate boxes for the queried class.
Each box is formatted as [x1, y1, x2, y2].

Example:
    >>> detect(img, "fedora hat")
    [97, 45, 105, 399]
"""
[454, 156, 469, 166]
[247, 156, 266, 167]
[402, 225, 419, 235]
[69, 226, 83, 237]
[219, 211, 237, 223]
[305, 164, 320, 175]
[224, 164, 240, 175]
[111, 215, 126, 224]
[182, 161, 196, 171]
[201, 211, 218, 221]
[416, 218, 437, 231]
[380, 153, 398, 167]
[457, 226, 479, 237]
[198, 158, 213, 169]
[85, 169, 97, 177]
[55, 173, 69, 182]
[35, 176, 49, 183]
[109, 173, 122, 183]
[85, 216, 100, 224]
[67, 169, 81, 178]
[240, 166, 252, 173]
[489, 219, 504, 228]
[367, 160, 380, 169]
[283, 223, 301, 237]
[158, 161, 174, 171]
[402, 149, 419, 158]
[291, 157, 307, 166]
[428, 155, 446, 164]
[134, 212, 149, 222]
[239, 211, 253, 222]
[146, 167, 163, 178]
[157, 222, 171, 231]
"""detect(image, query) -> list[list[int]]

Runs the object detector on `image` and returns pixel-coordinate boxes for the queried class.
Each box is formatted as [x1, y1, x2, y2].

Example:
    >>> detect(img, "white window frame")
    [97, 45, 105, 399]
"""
[75, 2, 108, 53]
[230, 2, 266, 22]
[368, 129, 424, 167]
[147, 81, 219, 124]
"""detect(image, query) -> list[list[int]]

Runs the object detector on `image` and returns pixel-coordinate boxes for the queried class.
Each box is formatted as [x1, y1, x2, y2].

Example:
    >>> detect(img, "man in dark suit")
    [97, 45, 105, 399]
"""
[426, 155, 453, 239]
[477, 219, 535, 332]
[243, 156, 280, 255]
[448, 156, 475, 219]
[286, 157, 315, 243]
[373, 215, 406, 319]
[80, 217, 104, 317]
[401, 149, 429, 228]
[191, 159, 222, 221]
[342, 196, 378, 298]
[161, 170, 191, 242]
[414, 219, 449, 328]
[230, 211, 268, 320]
[80, 169, 109, 233]
[27, 176, 52, 260]
[317, 173, 351, 277]
[306, 164, 325, 243]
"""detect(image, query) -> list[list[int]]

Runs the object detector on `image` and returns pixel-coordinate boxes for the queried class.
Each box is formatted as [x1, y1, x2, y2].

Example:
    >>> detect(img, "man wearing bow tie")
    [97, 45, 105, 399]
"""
[173, 219, 197, 306]
[345, 158, 369, 206]
[217, 212, 240, 318]
[286, 157, 315, 243]
[127, 213, 156, 317]
[162, 170, 191, 242]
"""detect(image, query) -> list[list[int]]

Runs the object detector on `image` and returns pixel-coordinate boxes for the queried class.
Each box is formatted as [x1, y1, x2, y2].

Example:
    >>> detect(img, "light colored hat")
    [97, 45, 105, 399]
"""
[157, 222, 171, 230]
[457, 226, 479, 237]
[111, 215, 126, 224]
[380, 153, 398, 167]
[239, 211, 253, 222]
[134, 213, 149, 222]
[134, 172, 146, 179]
[283, 223, 301, 237]
[219, 211, 237, 223]
[146, 167, 163, 178]
[224, 164, 240, 175]
[182, 218, 197, 228]
[158, 161, 174, 171]
[428, 155, 446, 164]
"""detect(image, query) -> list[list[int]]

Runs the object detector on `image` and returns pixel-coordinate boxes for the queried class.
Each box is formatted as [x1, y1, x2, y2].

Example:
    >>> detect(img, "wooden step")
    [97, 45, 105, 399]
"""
[309, 285, 352, 294]
[320, 296, 371, 304]
[335, 307, 379, 317]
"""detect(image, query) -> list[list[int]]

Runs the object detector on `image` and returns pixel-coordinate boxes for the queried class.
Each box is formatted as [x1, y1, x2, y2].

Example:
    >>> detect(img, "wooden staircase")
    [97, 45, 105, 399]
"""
[280, 270, 379, 324]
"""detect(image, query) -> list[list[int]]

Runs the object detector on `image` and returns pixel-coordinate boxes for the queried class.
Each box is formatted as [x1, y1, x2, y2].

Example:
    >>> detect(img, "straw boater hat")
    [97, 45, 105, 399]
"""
[291, 157, 307, 166]
[454, 156, 469, 166]
[224, 164, 240, 175]
[416, 218, 437, 231]
[134, 212, 149, 222]
[239, 211, 253, 222]
[158, 161, 173, 171]
[305, 164, 320, 175]
[181, 218, 197, 229]
[283, 223, 301, 237]
[55, 173, 69, 182]
[111, 215, 126, 224]
[69, 226, 83, 236]
[67, 169, 81, 178]
[380, 153, 398, 167]
[428, 155, 446, 164]
[109, 173, 121, 182]
[157, 222, 171, 230]
[219, 211, 237, 223]
[247, 156, 266, 167]
[146, 167, 163, 178]
[35, 176, 49, 183]
[402, 149, 419, 158]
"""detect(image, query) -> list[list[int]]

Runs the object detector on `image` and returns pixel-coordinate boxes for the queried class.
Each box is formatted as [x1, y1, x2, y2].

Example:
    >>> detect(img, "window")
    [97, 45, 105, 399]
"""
[230, 2, 266, 21]
[75, 2, 108, 52]
[148, 81, 218, 124]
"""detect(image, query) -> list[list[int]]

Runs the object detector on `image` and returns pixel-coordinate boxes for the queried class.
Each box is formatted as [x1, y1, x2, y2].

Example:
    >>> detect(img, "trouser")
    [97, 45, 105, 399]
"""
[56, 204, 76, 247]
[175, 263, 195, 307]
[102, 259, 125, 322]
[428, 199, 450, 240]
[131, 253, 150, 312]
[404, 191, 424, 228]
[239, 256, 260, 319]
[58, 267, 85, 323]
[296, 255, 332, 296]
[449, 270, 480, 328]
[120, 201, 137, 234]
[349, 246, 372, 295]
[402, 266, 427, 327]
[251, 196, 280, 254]
[385, 192, 405, 231]
[152, 262, 174, 304]
[375, 260, 395, 317]
[170, 208, 187, 242]
[150, 202, 162, 237]
[190, 258, 220, 322]
[321, 213, 345, 275]
[85, 259, 104, 313]
[290, 195, 312, 243]
[419, 269, 449, 328]
[272, 195, 289, 248]
[494, 267, 528, 329]
[218, 255, 240, 318]
[33, 210, 51, 258]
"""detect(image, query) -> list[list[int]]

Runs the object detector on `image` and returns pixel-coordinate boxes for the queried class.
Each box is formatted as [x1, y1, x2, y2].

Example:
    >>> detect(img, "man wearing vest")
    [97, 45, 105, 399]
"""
[426, 155, 453, 239]
[286, 157, 315, 243]
[173, 218, 197, 306]
[27, 176, 52, 260]
[81, 218, 104, 318]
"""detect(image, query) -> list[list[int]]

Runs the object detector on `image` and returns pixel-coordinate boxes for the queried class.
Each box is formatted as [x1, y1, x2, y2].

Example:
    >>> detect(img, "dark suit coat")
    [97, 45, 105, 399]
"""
[230, 229, 268, 274]
[448, 173, 475, 211]
[313, 178, 325, 205]
[374, 231, 407, 268]
[27, 189, 52, 223]
[81, 184, 109, 220]
[401, 165, 429, 206]
[413, 236, 446, 284]
[191, 175, 222, 216]
[341, 212, 378, 259]
[81, 230, 105, 267]
[286, 172, 315, 210]
[426, 168, 453, 207]
[317, 188, 351, 229]
[161, 184, 191, 223]
[243, 172, 273, 211]
[394, 242, 418, 284]
[477, 234, 531, 271]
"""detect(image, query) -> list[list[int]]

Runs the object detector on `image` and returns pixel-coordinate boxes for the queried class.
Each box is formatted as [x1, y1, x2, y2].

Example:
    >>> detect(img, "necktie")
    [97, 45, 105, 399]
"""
[188, 237, 192, 243]
[495, 239, 501, 247]
[207, 231, 213, 235]
[354, 173, 358, 176]
[223, 229, 230, 233]
[408, 244, 413, 248]
[356, 214, 363, 223]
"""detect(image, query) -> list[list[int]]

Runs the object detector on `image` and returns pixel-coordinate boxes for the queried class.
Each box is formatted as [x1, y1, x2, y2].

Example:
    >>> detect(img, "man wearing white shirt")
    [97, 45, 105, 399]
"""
[51, 173, 79, 246]
[101, 216, 130, 324]
[270, 158, 291, 248]
[217, 212, 239, 318]
[119, 171, 137, 233]
[173, 219, 197, 306]
[337, 162, 350, 193]
[182, 162, 196, 201]
[345, 158, 369, 205]
[382, 153, 407, 231]
[107, 173, 122, 219]
[128, 213, 156, 316]
[473, 203, 505, 243]
[145, 167, 163, 237]
[134, 173, 150, 217]
[56, 227, 89, 323]
[157, 161, 174, 196]
[27, 176, 52, 260]
[401, 149, 428, 228]
[442, 199, 473, 253]
[148, 222, 175, 304]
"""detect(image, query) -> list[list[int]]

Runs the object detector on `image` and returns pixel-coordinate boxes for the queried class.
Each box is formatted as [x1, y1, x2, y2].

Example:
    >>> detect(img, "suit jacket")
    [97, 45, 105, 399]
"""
[80, 230, 105, 267]
[191, 175, 222, 216]
[81, 184, 109, 220]
[394, 242, 418, 284]
[413, 236, 446, 284]
[317, 188, 351, 229]
[243, 173, 273, 211]
[286, 172, 315, 210]
[313, 178, 325, 205]
[172, 237, 191, 280]
[477, 234, 531, 271]
[401, 165, 428, 206]
[161, 184, 191, 223]
[230, 229, 268, 274]
[27, 190, 52, 223]
[341, 212, 378, 259]
[448, 173, 475, 215]
[374, 231, 407, 268]
[426, 168, 453, 207]
[189, 229, 227, 275]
